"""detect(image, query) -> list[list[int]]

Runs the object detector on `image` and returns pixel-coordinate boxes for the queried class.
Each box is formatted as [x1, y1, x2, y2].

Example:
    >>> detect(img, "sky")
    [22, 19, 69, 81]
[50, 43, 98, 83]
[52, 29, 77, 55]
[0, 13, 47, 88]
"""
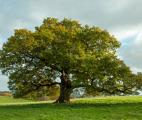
[0, 0, 142, 91]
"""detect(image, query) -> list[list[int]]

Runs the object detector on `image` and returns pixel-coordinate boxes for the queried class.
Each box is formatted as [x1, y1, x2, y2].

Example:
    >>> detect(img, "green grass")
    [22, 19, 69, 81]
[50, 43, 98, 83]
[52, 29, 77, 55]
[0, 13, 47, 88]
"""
[0, 96, 32, 104]
[0, 96, 142, 120]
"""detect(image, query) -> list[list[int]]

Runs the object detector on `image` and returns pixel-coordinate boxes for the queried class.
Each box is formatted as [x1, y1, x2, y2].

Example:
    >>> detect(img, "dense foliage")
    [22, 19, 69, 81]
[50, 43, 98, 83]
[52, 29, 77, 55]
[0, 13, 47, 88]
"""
[0, 18, 141, 103]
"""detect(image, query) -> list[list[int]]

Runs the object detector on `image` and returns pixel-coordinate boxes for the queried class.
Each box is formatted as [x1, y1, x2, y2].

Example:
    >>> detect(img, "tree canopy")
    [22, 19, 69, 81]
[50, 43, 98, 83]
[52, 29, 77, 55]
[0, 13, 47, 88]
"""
[0, 18, 141, 103]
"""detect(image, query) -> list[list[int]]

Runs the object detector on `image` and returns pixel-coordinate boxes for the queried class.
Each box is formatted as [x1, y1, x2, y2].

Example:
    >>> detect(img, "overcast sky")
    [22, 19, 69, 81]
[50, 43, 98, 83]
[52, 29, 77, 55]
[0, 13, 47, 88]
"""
[0, 0, 142, 91]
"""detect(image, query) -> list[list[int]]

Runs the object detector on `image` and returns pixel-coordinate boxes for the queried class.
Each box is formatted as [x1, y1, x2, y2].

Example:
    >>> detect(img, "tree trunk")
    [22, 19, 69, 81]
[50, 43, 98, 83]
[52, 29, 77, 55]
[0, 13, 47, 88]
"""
[54, 70, 72, 103]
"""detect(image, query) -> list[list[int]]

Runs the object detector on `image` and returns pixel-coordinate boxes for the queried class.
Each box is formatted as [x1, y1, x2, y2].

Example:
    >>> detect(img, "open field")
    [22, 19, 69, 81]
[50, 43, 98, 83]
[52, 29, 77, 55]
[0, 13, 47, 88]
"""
[0, 96, 142, 120]
[0, 96, 32, 104]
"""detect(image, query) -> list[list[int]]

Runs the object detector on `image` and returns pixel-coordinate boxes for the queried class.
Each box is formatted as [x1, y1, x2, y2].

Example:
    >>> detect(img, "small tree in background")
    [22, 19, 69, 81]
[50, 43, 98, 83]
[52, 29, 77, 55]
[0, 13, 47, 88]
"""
[0, 17, 141, 103]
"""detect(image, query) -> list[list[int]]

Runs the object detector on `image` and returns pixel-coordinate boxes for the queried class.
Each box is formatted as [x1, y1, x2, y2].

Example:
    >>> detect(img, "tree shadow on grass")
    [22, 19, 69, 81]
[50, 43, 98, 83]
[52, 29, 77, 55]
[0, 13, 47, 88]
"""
[0, 102, 142, 110]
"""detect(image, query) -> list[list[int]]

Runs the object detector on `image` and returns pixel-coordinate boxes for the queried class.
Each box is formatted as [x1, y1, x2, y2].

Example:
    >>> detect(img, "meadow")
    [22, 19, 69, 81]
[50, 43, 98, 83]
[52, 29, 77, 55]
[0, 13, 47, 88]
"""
[0, 96, 142, 120]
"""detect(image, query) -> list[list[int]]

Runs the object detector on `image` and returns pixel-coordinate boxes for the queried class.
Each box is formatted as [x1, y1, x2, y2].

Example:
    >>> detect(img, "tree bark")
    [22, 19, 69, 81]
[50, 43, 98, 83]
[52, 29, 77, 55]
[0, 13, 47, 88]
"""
[54, 70, 72, 103]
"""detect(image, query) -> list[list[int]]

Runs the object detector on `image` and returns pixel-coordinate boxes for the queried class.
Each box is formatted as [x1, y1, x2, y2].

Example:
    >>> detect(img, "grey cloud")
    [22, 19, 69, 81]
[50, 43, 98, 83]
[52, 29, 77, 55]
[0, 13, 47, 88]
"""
[119, 37, 142, 72]
[1, 0, 141, 40]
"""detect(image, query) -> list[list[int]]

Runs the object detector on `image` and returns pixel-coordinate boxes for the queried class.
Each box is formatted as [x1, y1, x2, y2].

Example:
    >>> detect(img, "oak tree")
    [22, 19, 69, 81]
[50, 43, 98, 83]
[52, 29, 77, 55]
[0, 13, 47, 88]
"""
[0, 18, 139, 103]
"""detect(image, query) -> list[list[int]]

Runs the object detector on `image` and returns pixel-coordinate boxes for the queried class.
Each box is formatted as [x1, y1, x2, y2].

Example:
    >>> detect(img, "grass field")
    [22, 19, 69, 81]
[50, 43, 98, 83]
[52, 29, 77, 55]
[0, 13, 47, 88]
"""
[0, 96, 32, 104]
[0, 96, 142, 120]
